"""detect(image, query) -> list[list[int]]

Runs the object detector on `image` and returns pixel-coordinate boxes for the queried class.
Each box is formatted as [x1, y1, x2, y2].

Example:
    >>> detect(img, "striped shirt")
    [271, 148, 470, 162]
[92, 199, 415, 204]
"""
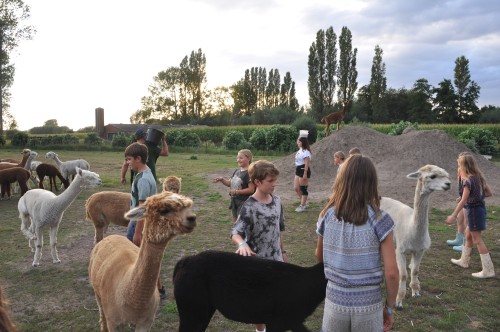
[316, 206, 394, 307]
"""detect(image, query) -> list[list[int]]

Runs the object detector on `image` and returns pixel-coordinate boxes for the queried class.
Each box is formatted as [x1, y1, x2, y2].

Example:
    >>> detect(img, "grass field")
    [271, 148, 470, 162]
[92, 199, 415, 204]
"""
[0, 150, 498, 331]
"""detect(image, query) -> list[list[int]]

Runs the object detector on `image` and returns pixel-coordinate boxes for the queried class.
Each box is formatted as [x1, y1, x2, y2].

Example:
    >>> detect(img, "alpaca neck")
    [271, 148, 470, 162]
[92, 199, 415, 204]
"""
[18, 154, 29, 168]
[412, 180, 430, 232]
[127, 240, 169, 307]
[50, 174, 83, 212]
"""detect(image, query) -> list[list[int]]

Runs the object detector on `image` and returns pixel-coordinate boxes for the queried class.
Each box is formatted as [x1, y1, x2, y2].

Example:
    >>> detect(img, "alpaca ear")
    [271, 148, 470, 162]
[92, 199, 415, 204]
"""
[407, 171, 421, 179]
[76, 167, 82, 175]
[124, 206, 146, 220]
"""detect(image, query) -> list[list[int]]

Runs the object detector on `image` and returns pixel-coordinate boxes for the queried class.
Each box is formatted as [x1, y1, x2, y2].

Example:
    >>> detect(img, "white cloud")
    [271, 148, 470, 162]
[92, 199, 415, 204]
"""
[8, 0, 500, 130]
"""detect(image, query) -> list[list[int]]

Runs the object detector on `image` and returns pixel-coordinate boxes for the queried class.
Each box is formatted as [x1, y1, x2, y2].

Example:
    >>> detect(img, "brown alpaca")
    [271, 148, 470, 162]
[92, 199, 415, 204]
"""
[0, 149, 32, 171]
[0, 148, 31, 165]
[89, 191, 197, 331]
[35, 163, 70, 191]
[0, 167, 30, 199]
[320, 101, 349, 136]
[85, 175, 182, 244]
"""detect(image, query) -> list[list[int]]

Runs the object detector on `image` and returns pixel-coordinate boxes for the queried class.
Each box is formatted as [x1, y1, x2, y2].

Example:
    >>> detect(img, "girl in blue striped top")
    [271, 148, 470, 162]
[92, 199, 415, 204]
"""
[315, 154, 399, 332]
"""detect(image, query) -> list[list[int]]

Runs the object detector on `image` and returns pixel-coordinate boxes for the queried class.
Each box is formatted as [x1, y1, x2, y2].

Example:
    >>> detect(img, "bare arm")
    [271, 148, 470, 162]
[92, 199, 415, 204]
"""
[302, 157, 310, 179]
[446, 187, 470, 225]
[315, 236, 323, 262]
[120, 160, 129, 184]
[381, 231, 398, 331]
[484, 182, 493, 197]
[213, 177, 230, 187]
[159, 136, 169, 157]
[132, 200, 147, 246]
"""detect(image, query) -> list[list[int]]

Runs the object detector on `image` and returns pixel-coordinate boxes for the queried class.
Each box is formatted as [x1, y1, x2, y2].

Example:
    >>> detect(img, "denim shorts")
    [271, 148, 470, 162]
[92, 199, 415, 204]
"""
[126, 220, 137, 241]
[466, 204, 486, 231]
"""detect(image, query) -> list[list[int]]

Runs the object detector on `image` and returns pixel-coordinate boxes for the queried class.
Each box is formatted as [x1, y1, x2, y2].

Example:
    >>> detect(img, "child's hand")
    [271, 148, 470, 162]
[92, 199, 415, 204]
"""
[383, 306, 394, 331]
[446, 215, 455, 225]
[236, 244, 255, 256]
[213, 177, 221, 183]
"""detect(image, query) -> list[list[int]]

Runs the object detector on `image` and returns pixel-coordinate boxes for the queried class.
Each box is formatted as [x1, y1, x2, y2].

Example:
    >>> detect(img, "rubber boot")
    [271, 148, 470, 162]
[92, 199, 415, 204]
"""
[471, 253, 495, 278]
[446, 232, 465, 246]
[453, 245, 464, 252]
[451, 246, 472, 268]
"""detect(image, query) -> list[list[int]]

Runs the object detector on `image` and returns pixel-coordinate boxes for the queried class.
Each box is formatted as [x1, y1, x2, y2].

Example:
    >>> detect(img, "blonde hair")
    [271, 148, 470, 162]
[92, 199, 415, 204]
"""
[458, 153, 487, 194]
[334, 151, 345, 161]
[238, 149, 253, 163]
[320, 155, 380, 225]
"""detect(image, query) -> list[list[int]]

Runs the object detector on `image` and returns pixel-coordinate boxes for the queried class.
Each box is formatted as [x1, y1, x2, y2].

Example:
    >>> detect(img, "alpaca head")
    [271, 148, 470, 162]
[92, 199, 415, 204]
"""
[45, 151, 57, 160]
[28, 151, 38, 161]
[162, 176, 182, 193]
[407, 165, 451, 195]
[124, 191, 197, 244]
[22, 148, 31, 156]
[75, 167, 102, 188]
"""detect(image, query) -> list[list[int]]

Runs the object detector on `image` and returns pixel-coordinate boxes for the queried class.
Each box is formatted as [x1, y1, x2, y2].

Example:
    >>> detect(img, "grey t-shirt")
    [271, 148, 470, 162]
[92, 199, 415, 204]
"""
[231, 195, 285, 261]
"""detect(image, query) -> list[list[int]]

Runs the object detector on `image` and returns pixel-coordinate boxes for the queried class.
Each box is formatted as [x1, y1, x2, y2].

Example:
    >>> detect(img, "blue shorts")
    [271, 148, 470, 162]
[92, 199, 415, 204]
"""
[466, 204, 486, 231]
[126, 220, 136, 241]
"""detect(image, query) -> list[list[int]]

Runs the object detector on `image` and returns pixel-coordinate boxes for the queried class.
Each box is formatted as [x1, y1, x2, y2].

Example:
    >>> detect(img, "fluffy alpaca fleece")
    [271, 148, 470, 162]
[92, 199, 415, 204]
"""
[85, 191, 131, 244]
[161, 176, 182, 193]
[0, 167, 30, 199]
[380, 164, 451, 309]
[89, 191, 197, 332]
[173, 250, 326, 332]
[18, 167, 102, 266]
[85, 175, 182, 244]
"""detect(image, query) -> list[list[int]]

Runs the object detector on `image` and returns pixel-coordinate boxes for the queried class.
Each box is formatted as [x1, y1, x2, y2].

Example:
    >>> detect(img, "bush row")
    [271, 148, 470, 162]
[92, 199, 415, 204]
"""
[1, 123, 497, 155]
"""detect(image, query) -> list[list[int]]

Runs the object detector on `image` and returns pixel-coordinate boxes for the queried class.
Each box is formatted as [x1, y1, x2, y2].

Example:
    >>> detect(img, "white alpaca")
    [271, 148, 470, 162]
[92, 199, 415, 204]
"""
[23, 151, 40, 187]
[89, 191, 197, 331]
[380, 165, 451, 309]
[18, 167, 102, 266]
[45, 151, 90, 188]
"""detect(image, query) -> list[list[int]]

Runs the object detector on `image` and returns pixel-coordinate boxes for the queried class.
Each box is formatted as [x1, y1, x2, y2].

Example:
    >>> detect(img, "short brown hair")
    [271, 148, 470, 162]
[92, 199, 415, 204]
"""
[249, 160, 279, 183]
[348, 147, 361, 156]
[334, 151, 345, 160]
[124, 142, 148, 164]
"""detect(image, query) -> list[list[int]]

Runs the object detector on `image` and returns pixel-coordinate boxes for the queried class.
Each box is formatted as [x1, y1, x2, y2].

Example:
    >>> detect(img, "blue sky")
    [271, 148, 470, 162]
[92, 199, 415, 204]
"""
[10, 0, 500, 130]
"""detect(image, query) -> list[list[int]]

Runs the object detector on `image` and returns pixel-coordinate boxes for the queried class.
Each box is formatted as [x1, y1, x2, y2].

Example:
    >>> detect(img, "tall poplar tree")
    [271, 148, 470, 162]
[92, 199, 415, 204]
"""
[337, 26, 358, 106]
[307, 27, 337, 120]
[369, 45, 388, 122]
[454, 55, 480, 121]
[0, 0, 34, 134]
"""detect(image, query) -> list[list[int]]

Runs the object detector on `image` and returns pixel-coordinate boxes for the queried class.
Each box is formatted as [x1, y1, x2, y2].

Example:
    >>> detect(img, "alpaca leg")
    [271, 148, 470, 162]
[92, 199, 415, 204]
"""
[94, 226, 105, 244]
[395, 249, 407, 309]
[409, 251, 424, 298]
[32, 228, 44, 267]
[325, 123, 330, 136]
[94, 295, 110, 332]
[49, 225, 61, 264]
[178, 306, 215, 332]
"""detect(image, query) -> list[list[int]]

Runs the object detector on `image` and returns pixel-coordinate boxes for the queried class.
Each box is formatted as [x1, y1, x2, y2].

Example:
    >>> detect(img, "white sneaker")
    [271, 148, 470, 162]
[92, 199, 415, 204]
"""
[295, 205, 306, 212]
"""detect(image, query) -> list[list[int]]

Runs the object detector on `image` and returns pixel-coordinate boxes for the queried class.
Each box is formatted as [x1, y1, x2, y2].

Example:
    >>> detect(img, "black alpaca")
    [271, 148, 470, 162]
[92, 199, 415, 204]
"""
[35, 163, 69, 191]
[173, 250, 326, 332]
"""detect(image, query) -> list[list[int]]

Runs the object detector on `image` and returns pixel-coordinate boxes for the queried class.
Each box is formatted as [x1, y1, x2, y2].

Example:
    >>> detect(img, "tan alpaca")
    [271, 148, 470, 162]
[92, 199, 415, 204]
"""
[320, 101, 349, 136]
[85, 176, 182, 244]
[89, 191, 197, 331]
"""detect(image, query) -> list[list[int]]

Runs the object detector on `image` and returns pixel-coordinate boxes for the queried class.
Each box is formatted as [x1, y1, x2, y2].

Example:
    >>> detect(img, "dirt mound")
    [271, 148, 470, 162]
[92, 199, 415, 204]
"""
[271, 126, 500, 210]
